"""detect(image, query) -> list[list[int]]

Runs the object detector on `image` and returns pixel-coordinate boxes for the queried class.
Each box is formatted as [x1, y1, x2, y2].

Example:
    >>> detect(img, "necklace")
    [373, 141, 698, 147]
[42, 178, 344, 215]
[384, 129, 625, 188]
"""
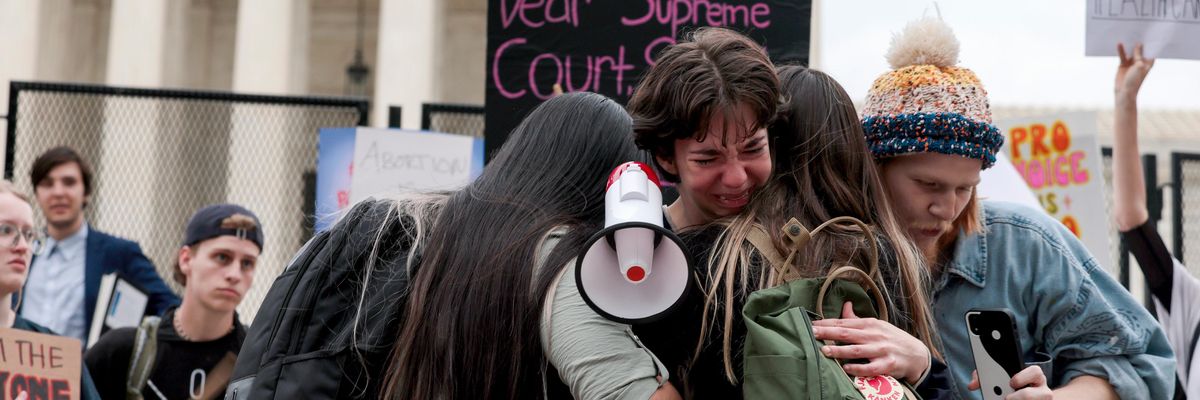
[173, 314, 233, 342]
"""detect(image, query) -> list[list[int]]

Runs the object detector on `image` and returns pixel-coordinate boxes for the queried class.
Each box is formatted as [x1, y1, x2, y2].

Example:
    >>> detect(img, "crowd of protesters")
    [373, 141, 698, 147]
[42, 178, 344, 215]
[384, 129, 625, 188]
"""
[0, 15, 1193, 400]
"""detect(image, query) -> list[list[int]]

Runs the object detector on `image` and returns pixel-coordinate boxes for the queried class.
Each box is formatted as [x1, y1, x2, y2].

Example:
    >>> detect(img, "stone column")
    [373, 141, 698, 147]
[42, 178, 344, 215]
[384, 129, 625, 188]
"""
[229, 0, 312, 323]
[374, 0, 441, 128]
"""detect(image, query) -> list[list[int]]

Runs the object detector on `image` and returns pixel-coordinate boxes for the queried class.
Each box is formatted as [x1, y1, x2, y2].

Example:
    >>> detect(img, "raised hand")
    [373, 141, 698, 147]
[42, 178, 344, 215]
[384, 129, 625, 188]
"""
[1115, 43, 1155, 103]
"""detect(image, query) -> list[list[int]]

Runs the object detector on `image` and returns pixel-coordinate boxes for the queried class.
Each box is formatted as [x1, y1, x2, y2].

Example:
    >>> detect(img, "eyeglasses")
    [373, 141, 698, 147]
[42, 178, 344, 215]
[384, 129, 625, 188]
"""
[0, 224, 42, 253]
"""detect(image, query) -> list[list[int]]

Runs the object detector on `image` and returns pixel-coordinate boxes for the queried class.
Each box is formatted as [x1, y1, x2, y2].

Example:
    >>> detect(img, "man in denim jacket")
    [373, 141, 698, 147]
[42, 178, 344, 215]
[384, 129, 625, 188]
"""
[850, 17, 1175, 398]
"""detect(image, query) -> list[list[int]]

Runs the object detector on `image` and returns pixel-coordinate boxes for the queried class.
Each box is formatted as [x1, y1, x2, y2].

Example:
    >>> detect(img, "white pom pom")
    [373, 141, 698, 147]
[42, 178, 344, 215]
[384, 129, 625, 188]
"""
[885, 16, 960, 69]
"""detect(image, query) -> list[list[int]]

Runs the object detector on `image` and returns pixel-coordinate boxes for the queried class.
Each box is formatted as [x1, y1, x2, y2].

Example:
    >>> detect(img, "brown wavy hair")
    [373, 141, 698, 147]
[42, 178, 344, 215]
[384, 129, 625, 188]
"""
[627, 27, 781, 182]
[696, 66, 941, 381]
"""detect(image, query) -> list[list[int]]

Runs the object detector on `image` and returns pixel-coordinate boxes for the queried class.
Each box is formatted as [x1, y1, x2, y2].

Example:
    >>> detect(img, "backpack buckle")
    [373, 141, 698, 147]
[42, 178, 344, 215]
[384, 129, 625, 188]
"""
[781, 218, 811, 248]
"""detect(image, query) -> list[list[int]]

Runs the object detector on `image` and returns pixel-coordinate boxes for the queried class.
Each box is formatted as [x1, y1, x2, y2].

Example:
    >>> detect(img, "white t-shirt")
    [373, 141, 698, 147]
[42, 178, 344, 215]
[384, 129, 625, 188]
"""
[1153, 260, 1200, 398]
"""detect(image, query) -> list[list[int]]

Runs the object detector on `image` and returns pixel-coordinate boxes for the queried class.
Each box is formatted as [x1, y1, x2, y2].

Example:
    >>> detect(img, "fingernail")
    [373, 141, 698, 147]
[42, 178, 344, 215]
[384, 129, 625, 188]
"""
[822, 346, 831, 355]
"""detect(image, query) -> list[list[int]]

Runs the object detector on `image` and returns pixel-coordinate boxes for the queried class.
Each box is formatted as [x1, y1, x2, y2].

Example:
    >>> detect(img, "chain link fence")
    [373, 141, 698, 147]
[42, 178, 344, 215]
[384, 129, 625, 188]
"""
[1173, 152, 1200, 276]
[5, 81, 368, 325]
[1100, 148, 1125, 286]
[421, 103, 484, 138]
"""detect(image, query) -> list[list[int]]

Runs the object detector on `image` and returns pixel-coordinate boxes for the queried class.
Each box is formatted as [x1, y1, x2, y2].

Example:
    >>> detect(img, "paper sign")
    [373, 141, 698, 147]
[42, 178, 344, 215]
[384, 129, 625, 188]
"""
[106, 279, 148, 329]
[978, 152, 1042, 212]
[315, 128, 357, 232]
[1086, 0, 1200, 60]
[349, 128, 482, 204]
[0, 328, 81, 400]
[997, 113, 1114, 272]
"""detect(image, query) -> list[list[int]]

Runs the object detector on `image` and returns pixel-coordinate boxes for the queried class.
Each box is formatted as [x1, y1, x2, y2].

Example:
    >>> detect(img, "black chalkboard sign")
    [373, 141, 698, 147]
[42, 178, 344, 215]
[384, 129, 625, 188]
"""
[485, 0, 812, 160]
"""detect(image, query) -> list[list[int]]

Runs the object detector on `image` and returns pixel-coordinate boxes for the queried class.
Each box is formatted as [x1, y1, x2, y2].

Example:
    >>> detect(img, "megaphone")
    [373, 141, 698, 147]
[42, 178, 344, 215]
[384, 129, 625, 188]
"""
[575, 161, 692, 324]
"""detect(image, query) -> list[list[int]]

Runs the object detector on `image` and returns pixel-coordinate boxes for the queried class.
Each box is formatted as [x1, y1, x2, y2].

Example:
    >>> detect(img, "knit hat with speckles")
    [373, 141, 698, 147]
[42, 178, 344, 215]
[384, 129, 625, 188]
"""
[860, 17, 1004, 169]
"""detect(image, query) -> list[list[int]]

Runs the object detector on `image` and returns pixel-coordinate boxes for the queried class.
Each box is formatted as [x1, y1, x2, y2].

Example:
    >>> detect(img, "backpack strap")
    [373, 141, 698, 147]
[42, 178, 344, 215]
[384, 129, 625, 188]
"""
[199, 352, 238, 400]
[126, 315, 162, 400]
[746, 216, 882, 283]
[745, 224, 786, 270]
[815, 265, 890, 323]
[807, 216, 881, 282]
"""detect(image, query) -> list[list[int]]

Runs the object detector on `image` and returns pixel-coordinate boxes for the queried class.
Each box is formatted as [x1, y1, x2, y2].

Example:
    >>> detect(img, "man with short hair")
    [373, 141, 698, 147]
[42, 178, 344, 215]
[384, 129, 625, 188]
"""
[18, 146, 179, 344]
[85, 203, 261, 399]
[855, 17, 1174, 399]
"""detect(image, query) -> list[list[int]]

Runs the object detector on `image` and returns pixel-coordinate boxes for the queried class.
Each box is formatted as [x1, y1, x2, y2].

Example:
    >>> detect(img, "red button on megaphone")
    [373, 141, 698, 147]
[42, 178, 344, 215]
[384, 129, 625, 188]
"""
[575, 162, 692, 324]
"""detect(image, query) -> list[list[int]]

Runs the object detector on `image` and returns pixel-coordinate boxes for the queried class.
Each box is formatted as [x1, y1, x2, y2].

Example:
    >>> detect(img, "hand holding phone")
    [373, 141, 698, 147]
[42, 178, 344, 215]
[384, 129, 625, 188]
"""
[965, 308, 1024, 400]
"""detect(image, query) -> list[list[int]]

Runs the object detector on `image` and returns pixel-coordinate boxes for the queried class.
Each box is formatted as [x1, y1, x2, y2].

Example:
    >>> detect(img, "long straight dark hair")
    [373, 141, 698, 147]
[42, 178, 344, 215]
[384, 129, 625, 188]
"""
[382, 92, 642, 399]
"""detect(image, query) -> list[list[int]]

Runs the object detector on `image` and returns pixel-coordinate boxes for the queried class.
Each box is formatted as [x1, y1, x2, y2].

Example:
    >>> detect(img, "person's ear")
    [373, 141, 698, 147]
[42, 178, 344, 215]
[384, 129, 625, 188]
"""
[179, 246, 194, 275]
[656, 154, 678, 177]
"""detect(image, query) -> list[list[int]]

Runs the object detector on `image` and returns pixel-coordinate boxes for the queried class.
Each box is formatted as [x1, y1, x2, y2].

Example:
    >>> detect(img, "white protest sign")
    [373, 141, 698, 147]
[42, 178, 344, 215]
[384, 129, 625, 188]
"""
[1086, 0, 1200, 60]
[350, 128, 478, 204]
[997, 112, 1114, 273]
[978, 152, 1043, 212]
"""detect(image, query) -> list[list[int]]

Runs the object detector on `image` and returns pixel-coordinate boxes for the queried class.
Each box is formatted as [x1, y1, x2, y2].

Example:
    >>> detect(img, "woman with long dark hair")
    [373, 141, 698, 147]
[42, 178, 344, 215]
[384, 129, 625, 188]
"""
[380, 91, 644, 399]
[634, 66, 944, 398]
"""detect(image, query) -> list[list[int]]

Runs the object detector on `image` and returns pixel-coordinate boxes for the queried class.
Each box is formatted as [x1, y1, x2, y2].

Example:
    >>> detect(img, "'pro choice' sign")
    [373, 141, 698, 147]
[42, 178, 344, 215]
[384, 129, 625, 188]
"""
[999, 113, 1113, 271]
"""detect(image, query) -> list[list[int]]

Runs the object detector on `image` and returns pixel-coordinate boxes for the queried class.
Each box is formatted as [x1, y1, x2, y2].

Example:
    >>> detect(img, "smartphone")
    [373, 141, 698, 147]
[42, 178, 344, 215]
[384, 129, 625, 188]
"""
[965, 308, 1025, 400]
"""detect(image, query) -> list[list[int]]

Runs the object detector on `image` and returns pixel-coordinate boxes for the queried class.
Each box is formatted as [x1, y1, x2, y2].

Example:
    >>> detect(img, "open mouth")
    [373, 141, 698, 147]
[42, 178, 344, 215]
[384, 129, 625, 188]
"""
[714, 191, 751, 209]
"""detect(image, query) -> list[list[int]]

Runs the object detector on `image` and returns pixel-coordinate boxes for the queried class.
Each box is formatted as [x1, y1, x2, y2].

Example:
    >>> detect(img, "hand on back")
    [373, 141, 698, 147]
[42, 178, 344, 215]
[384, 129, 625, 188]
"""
[811, 301, 931, 385]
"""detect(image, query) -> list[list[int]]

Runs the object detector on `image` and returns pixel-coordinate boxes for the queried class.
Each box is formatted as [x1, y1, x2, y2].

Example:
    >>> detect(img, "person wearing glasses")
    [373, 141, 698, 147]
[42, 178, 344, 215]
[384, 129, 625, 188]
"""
[17, 146, 179, 346]
[0, 179, 101, 399]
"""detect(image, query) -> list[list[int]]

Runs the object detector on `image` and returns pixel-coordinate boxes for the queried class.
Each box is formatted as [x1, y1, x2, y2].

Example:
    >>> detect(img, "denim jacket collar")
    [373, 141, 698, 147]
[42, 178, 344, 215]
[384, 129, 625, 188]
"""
[944, 227, 988, 288]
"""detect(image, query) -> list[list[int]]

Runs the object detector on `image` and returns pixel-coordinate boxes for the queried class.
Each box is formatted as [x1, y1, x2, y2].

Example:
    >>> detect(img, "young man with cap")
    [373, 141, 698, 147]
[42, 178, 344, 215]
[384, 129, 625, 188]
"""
[19, 146, 180, 345]
[84, 204, 262, 400]
[846, 17, 1174, 399]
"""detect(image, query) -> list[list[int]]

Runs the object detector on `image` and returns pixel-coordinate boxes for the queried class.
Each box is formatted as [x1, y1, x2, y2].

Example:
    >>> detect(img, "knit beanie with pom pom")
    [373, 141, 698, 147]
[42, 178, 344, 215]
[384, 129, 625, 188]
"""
[860, 16, 1004, 169]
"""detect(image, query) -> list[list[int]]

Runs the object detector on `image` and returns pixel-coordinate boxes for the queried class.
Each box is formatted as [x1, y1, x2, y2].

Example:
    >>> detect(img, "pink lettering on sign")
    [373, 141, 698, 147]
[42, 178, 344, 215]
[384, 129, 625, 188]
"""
[500, 0, 593, 29]
[494, 38, 636, 101]
[622, 0, 773, 37]
[493, 37, 529, 99]
[528, 53, 563, 99]
[644, 36, 676, 66]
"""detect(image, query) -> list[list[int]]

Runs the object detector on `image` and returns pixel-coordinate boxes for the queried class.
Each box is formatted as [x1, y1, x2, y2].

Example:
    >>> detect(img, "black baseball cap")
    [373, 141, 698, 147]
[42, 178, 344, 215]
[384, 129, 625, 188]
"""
[182, 204, 263, 251]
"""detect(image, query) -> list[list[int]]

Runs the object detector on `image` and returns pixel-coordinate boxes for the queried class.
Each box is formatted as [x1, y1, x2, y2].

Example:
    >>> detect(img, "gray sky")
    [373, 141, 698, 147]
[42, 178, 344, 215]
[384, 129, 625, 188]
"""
[816, 1, 1200, 109]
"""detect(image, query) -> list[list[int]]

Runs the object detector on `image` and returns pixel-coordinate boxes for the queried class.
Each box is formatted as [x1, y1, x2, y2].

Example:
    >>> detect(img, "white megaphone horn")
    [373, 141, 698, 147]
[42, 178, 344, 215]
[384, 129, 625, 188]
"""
[575, 161, 692, 324]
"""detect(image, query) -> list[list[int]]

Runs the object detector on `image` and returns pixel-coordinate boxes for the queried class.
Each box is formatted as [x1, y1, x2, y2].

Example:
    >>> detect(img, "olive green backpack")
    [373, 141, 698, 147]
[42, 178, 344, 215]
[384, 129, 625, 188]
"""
[741, 216, 921, 400]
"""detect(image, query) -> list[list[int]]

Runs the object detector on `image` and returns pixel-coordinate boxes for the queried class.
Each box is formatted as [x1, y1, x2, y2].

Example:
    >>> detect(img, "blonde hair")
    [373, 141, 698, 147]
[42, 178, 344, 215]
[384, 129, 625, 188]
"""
[0, 180, 31, 204]
[953, 192, 984, 236]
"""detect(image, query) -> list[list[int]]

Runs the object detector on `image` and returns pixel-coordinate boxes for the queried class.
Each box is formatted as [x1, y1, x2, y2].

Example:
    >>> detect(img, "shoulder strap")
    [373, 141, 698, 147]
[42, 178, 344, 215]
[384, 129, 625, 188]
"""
[745, 224, 786, 269]
[126, 315, 162, 400]
[746, 216, 882, 283]
[199, 353, 238, 400]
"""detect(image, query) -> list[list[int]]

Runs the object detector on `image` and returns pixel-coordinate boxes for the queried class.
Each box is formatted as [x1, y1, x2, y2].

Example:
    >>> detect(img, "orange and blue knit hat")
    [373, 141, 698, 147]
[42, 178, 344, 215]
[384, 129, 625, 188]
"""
[860, 17, 1004, 169]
